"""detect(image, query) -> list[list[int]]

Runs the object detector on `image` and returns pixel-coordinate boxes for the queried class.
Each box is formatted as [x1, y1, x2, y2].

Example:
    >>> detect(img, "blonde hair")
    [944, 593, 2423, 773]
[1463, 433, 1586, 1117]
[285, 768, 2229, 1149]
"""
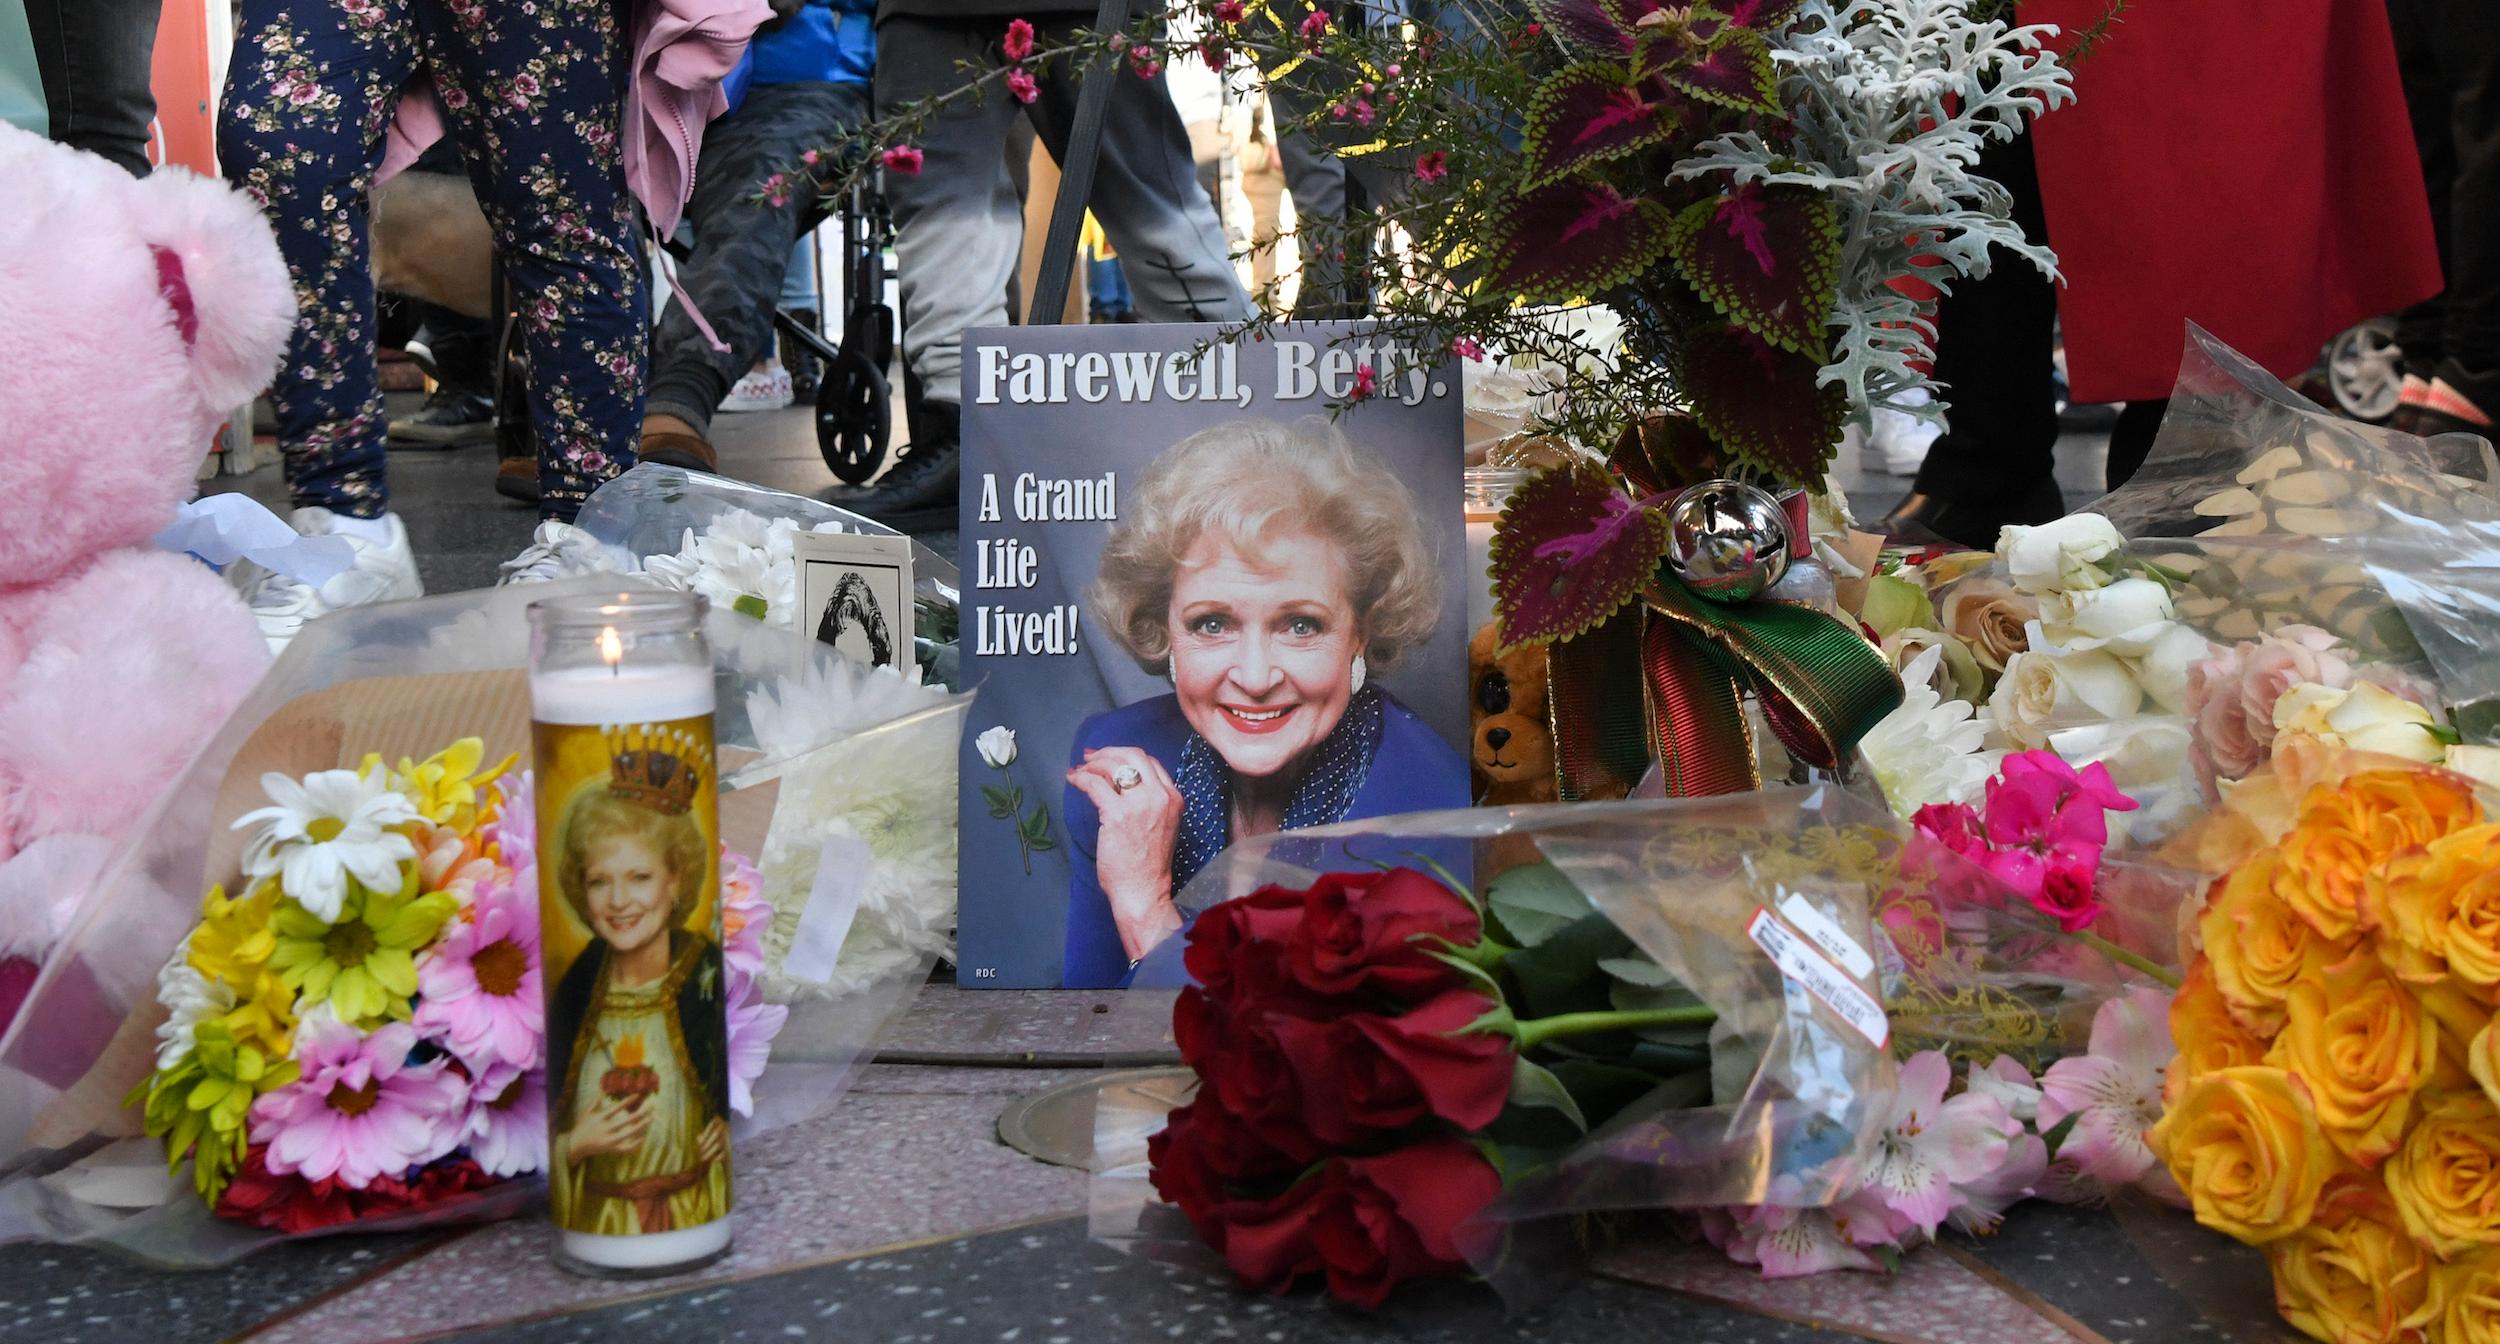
[1090, 418, 1441, 673]
[555, 790, 710, 932]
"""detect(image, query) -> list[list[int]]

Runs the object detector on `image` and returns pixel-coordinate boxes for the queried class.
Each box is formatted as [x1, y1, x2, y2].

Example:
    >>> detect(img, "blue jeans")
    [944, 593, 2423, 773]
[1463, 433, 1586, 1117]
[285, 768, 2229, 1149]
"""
[220, 0, 646, 521]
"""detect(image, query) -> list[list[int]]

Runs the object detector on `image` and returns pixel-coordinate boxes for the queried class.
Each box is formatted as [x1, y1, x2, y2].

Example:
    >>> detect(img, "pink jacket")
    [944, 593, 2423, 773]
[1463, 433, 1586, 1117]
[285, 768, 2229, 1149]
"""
[380, 0, 775, 238]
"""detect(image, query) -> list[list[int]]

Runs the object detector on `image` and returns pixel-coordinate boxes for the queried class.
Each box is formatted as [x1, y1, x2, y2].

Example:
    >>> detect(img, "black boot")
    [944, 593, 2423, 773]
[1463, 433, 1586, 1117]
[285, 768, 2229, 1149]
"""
[1879, 476, 2064, 551]
[824, 397, 959, 530]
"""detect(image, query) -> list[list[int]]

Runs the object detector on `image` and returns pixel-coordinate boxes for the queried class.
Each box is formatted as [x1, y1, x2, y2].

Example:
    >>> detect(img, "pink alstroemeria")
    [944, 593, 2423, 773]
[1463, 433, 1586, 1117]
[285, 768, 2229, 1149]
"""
[1701, 1188, 1901, 1278]
[2037, 986, 2174, 1185]
[249, 1020, 466, 1188]
[719, 844, 769, 980]
[1859, 1051, 2014, 1236]
[414, 875, 543, 1072]
[1948, 1130, 2047, 1236]
[457, 1059, 547, 1177]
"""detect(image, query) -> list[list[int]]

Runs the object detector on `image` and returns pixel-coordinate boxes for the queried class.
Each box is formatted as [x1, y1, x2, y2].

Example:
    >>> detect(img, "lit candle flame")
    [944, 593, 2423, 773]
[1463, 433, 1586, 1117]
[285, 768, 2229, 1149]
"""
[597, 626, 623, 672]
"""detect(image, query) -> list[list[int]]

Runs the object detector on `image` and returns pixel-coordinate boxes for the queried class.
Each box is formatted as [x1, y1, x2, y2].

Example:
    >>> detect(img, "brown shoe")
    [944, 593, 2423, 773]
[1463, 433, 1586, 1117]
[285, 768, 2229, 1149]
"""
[639, 426, 718, 474]
[495, 455, 540, 505]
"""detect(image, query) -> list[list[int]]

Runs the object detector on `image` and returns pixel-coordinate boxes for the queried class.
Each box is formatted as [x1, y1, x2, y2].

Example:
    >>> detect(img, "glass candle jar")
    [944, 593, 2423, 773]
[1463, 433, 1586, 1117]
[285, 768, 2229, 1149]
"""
[1462, 466, 1530, 634]
[526, 591, 732, 1278]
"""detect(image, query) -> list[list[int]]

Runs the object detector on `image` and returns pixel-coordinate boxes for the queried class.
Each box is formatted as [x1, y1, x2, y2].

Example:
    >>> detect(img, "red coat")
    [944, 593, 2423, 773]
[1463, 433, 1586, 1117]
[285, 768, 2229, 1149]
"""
[2026, 0, 2441, 404]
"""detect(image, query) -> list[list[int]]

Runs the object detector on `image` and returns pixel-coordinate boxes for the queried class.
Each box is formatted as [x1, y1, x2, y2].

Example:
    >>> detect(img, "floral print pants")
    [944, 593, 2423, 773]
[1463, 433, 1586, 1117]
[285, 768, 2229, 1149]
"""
[219, 0, 645, 521]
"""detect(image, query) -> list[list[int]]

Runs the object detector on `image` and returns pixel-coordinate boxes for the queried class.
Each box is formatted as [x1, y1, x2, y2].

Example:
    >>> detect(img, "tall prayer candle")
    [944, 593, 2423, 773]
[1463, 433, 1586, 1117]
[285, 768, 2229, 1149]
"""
[526, 591, 732, 1277]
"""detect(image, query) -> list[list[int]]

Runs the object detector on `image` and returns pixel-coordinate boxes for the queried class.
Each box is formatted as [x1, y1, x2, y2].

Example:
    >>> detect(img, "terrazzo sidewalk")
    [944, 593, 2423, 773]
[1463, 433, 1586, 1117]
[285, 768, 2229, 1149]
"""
[0, 987, 2298, 1344]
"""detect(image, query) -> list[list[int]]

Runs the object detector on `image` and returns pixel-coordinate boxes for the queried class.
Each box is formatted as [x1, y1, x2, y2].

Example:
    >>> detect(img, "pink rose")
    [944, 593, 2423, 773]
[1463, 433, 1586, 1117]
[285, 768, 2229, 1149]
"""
[2184, 625, 2352, 793]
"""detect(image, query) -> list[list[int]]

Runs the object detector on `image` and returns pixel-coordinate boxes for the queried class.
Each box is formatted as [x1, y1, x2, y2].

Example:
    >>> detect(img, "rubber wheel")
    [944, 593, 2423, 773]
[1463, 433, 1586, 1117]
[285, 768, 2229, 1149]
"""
[817, 347, 891, 484]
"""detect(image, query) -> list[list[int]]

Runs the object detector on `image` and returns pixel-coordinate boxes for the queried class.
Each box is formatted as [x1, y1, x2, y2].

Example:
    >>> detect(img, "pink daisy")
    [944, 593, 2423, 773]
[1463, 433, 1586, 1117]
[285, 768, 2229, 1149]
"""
[725, 966, 788, 1118]
[457, 1060, 547, 1177]
[482, 770, 534, 874]
[250, 1020, 466, 1188]
[414, 876, 543, 1071]
[720, 844, 769, 981]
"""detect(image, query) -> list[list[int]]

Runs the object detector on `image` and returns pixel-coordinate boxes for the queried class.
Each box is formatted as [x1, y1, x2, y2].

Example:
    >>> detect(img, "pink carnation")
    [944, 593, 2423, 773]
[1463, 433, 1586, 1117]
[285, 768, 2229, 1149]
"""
[249, 1020, 466, 1189]
[414, 875, 543, 1072]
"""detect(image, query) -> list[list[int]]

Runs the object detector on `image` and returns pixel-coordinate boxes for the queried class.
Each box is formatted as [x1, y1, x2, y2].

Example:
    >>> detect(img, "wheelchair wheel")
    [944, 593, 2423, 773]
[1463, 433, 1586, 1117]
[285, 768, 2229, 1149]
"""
[817, 347, 891, 484]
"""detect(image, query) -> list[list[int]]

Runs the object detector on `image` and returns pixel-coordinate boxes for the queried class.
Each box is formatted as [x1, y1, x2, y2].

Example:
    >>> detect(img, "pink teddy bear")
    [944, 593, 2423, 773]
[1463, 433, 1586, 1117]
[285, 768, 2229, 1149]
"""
[0, 124, 294, 1026]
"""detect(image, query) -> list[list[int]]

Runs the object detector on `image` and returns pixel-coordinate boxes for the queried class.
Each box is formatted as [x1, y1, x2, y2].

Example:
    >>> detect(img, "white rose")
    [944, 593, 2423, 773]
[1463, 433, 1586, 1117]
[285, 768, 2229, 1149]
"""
[2443, 745, 2500, 791]
[2136, 623, 2217, 716]
[2035, 578, 2177, 657]
[975, 725, 1018, 769]
[1988, 645, 2145, 750]
[1998, 513, 2126, 594]
[2272, 681, 2445, 763]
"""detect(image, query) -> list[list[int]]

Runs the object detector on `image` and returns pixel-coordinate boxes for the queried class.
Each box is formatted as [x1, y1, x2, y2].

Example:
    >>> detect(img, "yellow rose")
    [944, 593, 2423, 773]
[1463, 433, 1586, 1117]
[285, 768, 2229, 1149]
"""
[2267, 1178, 2433, 1344]
[2265, 959, 2437, 1167]
[2385, 1092, 2500, 1260]
[2152, 1065, 2337, 1245]
[2370, 822, 2500, 1000]
[2275, 771, 2482, 941]
[2420, 982, 2490, 1096]
[2169, 958, 2272, 1108]
[2204, 852, 2355, 1039]
[2410, 1249, 2500, 1343]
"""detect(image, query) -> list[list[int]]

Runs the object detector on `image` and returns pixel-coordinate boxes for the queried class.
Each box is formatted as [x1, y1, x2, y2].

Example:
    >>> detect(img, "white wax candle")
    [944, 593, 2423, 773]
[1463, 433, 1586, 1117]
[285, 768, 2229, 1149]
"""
[1464, 516, 1497, 633]
[529, 662, 716, 726]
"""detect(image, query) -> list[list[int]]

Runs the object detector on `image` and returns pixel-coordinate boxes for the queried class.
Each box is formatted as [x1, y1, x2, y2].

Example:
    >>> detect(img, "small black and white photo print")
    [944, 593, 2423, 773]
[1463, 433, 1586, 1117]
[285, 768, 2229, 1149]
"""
[794, 531, 914, 671]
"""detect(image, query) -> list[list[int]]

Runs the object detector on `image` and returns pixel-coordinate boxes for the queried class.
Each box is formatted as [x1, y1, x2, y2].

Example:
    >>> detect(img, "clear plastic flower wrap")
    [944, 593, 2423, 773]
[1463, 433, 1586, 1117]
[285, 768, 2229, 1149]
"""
[0, 577, 970, 1265]
[1087, 783, 2176, 1305]
[566, 465, 963, 686]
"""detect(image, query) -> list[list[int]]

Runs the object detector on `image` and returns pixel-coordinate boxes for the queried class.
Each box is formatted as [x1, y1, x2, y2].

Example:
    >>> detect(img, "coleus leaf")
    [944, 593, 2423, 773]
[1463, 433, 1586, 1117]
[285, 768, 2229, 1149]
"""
[1670, 25, 1779, 115]
[1720, 0, 1803, 27]
[1528, 0, 1637, 55]
[1483, 182, 1676, 303]
[1491, 459, 1669, 647]
[1609, 412, 1726, 496]
[1521, 62, 1683, 189]
[1667, 182, 1841, 358]
[1679, 324, 1849, 486]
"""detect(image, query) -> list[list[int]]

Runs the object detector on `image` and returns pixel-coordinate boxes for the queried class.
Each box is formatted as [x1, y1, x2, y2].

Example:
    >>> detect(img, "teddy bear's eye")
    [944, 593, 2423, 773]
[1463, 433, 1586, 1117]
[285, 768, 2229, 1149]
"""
[1476, 670, 1511, 715]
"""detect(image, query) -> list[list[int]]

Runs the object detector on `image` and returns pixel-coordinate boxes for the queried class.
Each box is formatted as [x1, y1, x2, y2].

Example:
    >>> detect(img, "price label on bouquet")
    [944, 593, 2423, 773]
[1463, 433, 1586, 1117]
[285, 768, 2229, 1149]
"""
[1747, 905, 1888, 1049]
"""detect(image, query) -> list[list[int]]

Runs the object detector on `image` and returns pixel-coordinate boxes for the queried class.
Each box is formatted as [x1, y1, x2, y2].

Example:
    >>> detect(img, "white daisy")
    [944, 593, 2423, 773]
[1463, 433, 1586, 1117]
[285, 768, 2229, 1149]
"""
[1858, 646, 1995, 817]
[232, 767, 421, 922]
[152, 949, 234, 1070]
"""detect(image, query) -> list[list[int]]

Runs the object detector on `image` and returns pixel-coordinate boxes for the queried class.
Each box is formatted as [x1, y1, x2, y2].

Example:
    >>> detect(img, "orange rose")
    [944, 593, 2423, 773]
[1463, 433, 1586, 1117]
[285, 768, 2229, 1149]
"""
[2385, 1092, 2500, 1260]
[2204, 852, 2354, 1040]
[2475, 1023, 2500, 1112]
[2265, 959, 2437, 1167]
[2418, 981, 2489, 1096]
[2410, 1249, 2500, 1343]
[2369, 822, 2500, 1000]
[2275, 771, 2482, 941]
[2168, 958, 2271, 1107]
[2151, 1065, 2337, 1245]
[2267, 1178, 2433, 1344]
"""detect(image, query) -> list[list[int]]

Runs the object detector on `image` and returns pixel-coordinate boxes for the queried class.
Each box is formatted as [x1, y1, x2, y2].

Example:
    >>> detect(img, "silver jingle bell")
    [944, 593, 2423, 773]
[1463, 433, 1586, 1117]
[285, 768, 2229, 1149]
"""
[1664, 479, 1793, 603]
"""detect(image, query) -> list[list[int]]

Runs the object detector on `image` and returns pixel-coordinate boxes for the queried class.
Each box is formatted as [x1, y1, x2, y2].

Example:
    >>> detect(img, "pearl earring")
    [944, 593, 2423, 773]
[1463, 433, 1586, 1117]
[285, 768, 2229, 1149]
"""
[1350, 654, 1368, 694]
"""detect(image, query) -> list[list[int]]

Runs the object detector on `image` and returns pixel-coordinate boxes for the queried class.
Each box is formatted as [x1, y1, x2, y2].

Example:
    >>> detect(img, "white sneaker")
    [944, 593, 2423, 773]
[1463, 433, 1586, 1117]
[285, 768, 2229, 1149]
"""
[237, 507, 424, 654]
[497, 520, 611, 586]
[1866, 385, 1945, 476]
[719, 365, 793, 413]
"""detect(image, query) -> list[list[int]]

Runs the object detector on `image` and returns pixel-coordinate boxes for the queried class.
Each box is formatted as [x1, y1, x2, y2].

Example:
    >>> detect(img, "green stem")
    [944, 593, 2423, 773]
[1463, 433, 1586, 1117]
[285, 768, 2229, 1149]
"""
[1514, 1005, 1717, 1053]
[2075, 929, 2181, 990]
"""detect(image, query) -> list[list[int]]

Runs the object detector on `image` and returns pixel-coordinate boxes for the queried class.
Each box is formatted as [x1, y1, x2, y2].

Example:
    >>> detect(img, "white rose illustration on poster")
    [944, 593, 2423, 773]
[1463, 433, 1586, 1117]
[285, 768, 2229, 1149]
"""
[976, 726, 1055, 874]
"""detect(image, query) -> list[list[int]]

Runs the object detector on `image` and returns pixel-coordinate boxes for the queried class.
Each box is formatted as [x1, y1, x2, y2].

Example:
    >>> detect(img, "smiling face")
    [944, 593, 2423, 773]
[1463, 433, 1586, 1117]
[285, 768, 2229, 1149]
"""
[1166, 528, 1362, 779]
[581, 832, 677, 956]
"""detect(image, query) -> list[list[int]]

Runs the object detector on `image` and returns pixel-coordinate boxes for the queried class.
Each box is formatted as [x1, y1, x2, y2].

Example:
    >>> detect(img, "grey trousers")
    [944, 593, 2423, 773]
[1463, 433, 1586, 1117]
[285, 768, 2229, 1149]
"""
[875, 14, 1252, 407]
[23, 0, 159, 176]
[647, 80, 870, 434]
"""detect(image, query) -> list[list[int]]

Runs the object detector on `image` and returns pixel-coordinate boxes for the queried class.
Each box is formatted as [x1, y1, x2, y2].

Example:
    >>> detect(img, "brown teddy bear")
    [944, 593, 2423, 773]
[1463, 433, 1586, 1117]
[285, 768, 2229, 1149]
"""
[1468, 622, 1558, 805]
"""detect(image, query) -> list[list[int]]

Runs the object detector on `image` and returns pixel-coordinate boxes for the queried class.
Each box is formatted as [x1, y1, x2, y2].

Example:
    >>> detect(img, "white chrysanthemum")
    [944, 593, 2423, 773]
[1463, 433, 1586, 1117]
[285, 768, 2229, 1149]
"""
[231, 767, 421, 922]
[643, 515, 805, 625]
[1859, 647, 1994, 817]
[153, 949, 234, 1070]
